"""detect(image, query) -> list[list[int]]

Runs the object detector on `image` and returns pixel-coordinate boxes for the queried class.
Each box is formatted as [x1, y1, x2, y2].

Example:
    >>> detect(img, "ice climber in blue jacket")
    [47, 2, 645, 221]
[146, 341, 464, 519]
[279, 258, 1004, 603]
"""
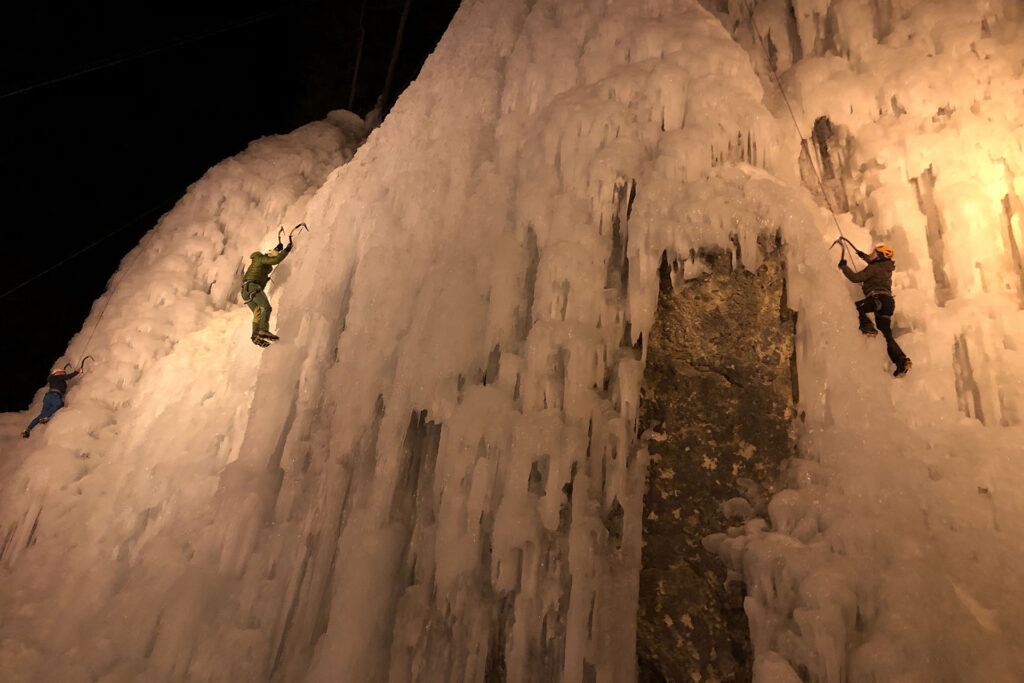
[21, 366, 84, 438]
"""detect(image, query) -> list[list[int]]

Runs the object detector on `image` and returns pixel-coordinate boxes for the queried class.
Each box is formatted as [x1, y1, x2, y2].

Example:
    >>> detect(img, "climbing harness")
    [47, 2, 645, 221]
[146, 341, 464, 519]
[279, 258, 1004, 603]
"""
[241, 279, 263, 304]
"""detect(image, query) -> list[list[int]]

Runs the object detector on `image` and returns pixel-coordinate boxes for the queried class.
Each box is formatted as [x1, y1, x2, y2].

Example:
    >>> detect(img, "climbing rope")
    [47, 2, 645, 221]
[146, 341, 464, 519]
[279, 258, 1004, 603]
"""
[75, 241, 146, 367]
[742, 1, 848, 241]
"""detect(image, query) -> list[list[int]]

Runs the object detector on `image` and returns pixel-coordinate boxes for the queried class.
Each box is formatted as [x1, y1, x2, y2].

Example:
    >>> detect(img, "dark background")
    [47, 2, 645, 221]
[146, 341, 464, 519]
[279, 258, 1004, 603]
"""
[1, 0, 461, 412]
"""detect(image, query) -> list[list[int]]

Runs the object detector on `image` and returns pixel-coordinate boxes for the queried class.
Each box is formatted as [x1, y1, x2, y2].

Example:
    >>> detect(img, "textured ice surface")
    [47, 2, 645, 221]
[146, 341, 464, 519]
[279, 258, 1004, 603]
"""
[1, 1, 1023, 682]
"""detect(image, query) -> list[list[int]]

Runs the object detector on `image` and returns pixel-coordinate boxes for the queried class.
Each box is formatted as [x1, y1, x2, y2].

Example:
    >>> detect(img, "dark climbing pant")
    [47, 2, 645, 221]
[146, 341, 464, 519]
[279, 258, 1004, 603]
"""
[856, 294, 908, 366]
[26, 391, 64, 432]
[242, 282, 272, 336]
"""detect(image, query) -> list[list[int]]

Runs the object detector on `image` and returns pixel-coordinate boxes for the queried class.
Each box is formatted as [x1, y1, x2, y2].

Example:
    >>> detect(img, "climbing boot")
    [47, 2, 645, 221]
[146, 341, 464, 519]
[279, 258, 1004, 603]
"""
[21, 430, 30, 438]
[893, 358, 912, 378]
[859, 324, 878, 338]
[256, 331, 280, 342]
[251, 333, 271, 348]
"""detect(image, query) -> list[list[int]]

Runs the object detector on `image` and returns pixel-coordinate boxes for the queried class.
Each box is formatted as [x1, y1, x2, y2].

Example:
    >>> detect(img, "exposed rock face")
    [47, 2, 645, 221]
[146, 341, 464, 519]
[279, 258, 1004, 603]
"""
[636, 238, 797, 682]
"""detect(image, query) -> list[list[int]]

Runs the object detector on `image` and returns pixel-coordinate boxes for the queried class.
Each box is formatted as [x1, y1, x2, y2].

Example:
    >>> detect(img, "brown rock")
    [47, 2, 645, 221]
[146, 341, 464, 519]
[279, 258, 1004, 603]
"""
[637, 236, 797, 682]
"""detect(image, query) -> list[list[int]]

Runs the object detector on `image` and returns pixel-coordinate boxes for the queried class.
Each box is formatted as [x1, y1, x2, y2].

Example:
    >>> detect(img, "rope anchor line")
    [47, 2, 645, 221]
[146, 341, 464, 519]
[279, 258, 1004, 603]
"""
[742, 1, 847, 241]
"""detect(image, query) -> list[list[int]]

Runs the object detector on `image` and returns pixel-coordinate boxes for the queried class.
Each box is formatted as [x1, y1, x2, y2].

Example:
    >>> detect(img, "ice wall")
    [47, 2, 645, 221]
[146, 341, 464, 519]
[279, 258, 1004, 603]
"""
[703, 0, 1024, 680]
[1, 1, 1023, 682]
[0, 112, 369, 681]
[292, 4, 796, 681]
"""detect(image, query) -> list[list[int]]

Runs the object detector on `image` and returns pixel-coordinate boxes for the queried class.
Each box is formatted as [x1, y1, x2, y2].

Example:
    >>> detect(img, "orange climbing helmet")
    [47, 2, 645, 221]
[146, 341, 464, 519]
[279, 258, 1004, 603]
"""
[874, 244, 894, 260]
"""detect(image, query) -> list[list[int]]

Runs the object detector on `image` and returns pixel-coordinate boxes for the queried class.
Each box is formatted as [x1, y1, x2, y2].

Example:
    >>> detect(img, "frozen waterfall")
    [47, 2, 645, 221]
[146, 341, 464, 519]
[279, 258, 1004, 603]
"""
[2, 0, 1023, 681]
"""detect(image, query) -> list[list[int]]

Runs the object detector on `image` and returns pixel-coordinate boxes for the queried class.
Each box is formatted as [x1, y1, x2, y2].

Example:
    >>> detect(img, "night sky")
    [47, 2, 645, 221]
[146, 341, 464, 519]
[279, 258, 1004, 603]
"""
[1, 0, 461, 412]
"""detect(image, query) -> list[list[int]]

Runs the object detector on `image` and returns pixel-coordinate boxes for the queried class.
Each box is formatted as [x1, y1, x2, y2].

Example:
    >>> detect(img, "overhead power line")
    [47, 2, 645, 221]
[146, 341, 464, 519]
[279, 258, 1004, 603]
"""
[0, 191, 181, 303]
[0, 1, 318, 101]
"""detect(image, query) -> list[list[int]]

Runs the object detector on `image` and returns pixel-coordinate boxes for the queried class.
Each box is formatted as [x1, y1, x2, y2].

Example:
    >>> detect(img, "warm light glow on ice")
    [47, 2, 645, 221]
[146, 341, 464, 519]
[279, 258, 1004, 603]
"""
[1, 1, 1023, 682]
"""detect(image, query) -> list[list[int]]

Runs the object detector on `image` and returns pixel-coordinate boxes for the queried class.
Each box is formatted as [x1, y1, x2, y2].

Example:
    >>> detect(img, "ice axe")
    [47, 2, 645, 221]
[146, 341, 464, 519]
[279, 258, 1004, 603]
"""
[831, 236, 865, 265]
[286, 223, 308, 248]
[830, 237, 849, 264]
[836, 236, 870, 261]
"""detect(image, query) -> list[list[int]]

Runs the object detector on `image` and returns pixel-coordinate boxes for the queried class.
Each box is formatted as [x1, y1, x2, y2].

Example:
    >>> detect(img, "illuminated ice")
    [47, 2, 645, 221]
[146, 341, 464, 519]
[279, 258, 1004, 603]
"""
[1, 1, 1023, 682]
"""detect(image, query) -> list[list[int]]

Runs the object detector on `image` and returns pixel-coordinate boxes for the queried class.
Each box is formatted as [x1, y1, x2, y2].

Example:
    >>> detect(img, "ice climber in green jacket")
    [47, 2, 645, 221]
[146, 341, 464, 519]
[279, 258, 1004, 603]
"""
[242, 235, 293, 347]
[839, 243, 912, 377]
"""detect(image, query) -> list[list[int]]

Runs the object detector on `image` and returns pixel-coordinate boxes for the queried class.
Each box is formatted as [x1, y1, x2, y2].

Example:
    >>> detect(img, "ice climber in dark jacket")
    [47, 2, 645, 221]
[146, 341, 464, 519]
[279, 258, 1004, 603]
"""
[839, 243, 911, 377]
[21, 367, 84, 438]
[241, 236, 293, 347]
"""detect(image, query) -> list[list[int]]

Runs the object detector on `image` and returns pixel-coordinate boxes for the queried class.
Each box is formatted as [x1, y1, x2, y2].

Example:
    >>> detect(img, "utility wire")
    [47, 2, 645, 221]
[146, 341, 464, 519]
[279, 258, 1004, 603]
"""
[348, 0, 369, 109]
[743, 2, 847, 239]
[1, 1, 317, 101]
[0, 191, 181, 303]
[380, 0, 415, 113]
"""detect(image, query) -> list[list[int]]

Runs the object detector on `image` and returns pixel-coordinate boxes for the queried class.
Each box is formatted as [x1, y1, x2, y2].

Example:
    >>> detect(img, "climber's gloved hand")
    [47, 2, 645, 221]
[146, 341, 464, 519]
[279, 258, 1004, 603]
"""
[838, 259, 847, 268]
[856, 250, 870, 260]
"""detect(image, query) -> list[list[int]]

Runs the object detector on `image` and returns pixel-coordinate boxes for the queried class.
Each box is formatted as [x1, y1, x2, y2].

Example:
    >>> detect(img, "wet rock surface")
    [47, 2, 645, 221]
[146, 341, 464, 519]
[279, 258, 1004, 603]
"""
[636, 238, 797, 682]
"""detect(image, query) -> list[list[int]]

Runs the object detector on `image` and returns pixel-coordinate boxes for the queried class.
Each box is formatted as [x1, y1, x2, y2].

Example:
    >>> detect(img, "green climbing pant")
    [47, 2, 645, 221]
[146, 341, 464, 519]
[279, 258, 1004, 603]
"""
[242, 282, 272, 335]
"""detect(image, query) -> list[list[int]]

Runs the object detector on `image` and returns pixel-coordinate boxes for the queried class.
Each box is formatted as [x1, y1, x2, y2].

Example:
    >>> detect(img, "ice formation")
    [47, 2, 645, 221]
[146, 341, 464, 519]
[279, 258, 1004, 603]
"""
[1, 0, 1023, 681]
